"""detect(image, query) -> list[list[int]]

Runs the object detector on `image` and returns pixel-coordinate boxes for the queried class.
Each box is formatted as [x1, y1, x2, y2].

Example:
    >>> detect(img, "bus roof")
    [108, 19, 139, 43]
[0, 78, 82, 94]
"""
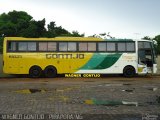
[4, 37, 102, 41]
[4, 37, 153, 42]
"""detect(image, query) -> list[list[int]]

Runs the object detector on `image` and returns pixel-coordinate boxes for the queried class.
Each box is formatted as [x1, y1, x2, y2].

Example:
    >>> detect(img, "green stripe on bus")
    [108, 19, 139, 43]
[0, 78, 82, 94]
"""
[80, 53, 122, 70]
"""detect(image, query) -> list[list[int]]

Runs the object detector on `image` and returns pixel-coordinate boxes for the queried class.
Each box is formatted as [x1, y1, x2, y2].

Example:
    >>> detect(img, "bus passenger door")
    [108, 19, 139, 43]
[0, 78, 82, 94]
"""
[138, 49, 153, 73]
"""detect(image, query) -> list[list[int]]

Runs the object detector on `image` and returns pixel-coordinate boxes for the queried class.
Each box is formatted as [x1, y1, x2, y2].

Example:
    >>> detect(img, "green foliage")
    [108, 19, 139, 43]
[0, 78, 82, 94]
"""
[21, 19, 46, 38]
[0, 37, 4, 53]
[0, 10, 84, 52]
[142, 36, 151, 40]
[0, 10, 32, 37]
[70, 31, 84, 37]
[47, 22, 70, 37]
[153, 35, 160, 54]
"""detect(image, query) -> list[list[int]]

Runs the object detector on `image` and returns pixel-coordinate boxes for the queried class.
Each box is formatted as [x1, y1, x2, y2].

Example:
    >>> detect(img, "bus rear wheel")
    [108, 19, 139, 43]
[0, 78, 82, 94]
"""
[123, 66, 135, 78]
[29, 66, 42, 78]
[44, 66, 57, 78]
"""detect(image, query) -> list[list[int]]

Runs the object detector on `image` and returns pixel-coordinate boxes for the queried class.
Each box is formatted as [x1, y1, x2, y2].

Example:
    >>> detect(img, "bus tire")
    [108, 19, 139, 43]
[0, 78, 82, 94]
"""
[44, 66, 57, 78]
[29, 66, 42, 78]
[123, 66, 135, 78]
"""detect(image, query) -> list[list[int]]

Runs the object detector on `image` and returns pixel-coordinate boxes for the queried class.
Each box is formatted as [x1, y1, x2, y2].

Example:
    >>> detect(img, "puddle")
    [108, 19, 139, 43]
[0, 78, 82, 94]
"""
[105, 83, 123, 87]
[123, 83, 132, 86]
[84, 81, 95, 82]
[48, 96, 69, 102]
[156, 96, 160, 103]
[85, 99, 122, 106]
[148, 88, 158, 91]
[15, 89, 46, 94]
[85, 99, 138, 106]
[122, 88, 135, 92]
[146, 96, 160, 105]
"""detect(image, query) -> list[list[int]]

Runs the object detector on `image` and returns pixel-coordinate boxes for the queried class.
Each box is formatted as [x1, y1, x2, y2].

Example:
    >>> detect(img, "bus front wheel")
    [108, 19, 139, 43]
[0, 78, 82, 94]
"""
[44, 66, 57, 78]
[123, 66, 135, 78]
[29, 66, 42, 78]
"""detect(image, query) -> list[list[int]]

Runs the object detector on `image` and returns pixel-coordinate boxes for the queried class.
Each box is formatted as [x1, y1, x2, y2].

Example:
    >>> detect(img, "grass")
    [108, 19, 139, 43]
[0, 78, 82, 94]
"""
[0, 54, 160, 77]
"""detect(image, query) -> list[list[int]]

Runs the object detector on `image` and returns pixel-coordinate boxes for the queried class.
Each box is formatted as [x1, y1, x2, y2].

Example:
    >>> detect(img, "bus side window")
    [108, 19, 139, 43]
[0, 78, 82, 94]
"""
[39, 42, 47, 51]
[59, 42, 67, 51]
[126, 42, 135, 52]
[138, 42, 144, 49]
[79, 42, 87, 51]
[18, 42, 27, 51]
[107, 42, 116, 52]
[48, 42, 57, 51]
[117, 42, 126, 52]
[98, 42, 106, 51]
[8, 42, 16, 52]
[68, 42, 77, 51]
[28, 42, 36, 51]
[144, 42, 151, 49]
[88, 42, 96, 51]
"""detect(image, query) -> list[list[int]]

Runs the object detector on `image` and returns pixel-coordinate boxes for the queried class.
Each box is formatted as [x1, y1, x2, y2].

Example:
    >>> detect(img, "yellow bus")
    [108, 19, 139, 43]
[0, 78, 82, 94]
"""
[3, 37, 157, 77]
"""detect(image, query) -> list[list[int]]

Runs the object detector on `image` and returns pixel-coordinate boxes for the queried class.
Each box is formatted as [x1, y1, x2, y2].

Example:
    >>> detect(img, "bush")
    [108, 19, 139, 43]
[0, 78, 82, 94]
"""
[0, 37, 3, 53]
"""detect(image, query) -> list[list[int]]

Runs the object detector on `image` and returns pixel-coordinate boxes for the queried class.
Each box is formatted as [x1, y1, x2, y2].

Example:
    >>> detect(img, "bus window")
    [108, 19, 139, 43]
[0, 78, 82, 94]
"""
[117, 42, 126, 52]
[88, 42, 96, 51]
[18, 42, 27, 51]
[59, 42, 67, 51]
[138, 42, 151, 49]
[138, 42, 143, 49]
[144, 42, 151, 49]
[39, 42, 47, 51]
[68, 42, 76, 51]
[126, 42, 135, 52]
[48, 42, 57, 51]
[28, 42, 36, 51]
[98, 42, 106, 51]
[8, 42, 16, 52]
[79, 42, 87, 51]
[107, 42, 116, 51]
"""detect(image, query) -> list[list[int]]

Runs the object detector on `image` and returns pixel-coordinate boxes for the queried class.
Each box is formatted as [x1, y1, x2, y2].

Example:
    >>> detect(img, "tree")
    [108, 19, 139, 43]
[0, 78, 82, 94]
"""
[21, 19, 46, 37]
[0, 10, 32, 37]
[70, 31, 84, 37]
[0, 37, 3, 53]
[47, 21, 70, 37]
[0, 10, 85, 52]
[153, 35, 160, 54]
[142, 36, 151, 40]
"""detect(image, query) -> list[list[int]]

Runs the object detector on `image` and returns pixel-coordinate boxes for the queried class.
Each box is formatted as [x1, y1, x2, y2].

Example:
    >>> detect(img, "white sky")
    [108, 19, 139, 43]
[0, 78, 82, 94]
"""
[0, 0, 160, 39]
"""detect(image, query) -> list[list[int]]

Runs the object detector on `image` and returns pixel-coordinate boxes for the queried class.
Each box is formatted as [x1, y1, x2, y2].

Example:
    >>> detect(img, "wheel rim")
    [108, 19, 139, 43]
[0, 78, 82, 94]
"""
[33, 69, 40, 76]
[29, 66, 42, 78]
[125, 68, 134, 77]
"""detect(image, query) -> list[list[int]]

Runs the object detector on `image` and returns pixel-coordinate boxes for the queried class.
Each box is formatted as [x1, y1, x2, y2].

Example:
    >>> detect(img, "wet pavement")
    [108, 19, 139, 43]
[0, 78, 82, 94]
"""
[0, 76, 160, 120]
